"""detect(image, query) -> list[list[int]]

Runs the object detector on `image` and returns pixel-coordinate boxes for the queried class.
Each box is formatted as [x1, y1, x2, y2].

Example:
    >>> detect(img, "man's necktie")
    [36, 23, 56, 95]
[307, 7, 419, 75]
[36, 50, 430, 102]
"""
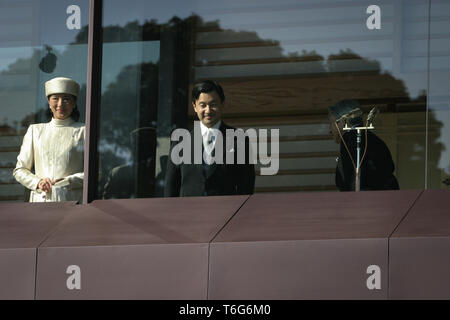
[204, 130, 215, 164]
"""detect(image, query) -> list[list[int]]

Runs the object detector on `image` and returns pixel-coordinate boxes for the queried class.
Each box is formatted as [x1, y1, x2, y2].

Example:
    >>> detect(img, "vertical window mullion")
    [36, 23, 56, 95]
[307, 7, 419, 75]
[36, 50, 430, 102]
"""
[83, 0, 103, 204]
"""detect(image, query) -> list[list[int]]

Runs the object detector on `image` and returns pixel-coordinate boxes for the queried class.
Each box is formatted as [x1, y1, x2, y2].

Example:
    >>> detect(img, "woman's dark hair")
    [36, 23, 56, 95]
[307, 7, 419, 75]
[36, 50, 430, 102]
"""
[191, 80, 225, 103]
[45, 94, 80, 121]
[70, 106, 80, 121]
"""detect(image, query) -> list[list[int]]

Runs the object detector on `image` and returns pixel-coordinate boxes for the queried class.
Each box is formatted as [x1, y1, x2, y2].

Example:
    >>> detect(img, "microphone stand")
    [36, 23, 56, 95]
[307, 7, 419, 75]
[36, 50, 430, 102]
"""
[342, 122, 375, 191]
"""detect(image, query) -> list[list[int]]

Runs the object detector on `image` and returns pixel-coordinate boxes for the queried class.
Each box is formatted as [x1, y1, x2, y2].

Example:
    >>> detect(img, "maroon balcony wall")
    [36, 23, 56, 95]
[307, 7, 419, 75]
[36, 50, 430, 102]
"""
[0, 201, 76, 299]
[209, 190, 422, 299]
[390, 189, 450, 299]
[35, 196, 248, 299]
[4, 190, 450, 300]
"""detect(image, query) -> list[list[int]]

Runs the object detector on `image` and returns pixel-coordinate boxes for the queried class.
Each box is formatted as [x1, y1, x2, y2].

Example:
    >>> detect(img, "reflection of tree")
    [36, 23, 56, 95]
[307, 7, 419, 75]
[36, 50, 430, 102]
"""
[327, 49, 381, 73]
[196, 17, 280, 47]
[72, 17, 176, 198]
[288, 49, 324, 60]
[73, 20, 161, 44]
[426, 110, 446, 187]
[97, 62, 158, 197]
[1, 12, 448, 197]
[193, 18, 386, 75]
[186, 15, 444, 190]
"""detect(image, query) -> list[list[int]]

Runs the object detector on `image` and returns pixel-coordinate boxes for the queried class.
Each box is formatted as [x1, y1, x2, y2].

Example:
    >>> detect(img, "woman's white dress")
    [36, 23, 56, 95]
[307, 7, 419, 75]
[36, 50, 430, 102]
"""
[13, 117, 85, 202]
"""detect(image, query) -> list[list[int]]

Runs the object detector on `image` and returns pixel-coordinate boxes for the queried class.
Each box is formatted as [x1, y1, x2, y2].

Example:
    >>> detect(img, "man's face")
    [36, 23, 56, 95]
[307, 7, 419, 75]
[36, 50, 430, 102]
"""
[48, 94, 75, 120]
[329, 113, 344, 144]
[192, 91, 224, 128]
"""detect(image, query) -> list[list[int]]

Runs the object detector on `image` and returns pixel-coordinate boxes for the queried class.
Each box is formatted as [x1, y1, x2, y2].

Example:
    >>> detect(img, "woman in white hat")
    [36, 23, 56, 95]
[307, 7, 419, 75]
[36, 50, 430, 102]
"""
[13, 77, 85, 202]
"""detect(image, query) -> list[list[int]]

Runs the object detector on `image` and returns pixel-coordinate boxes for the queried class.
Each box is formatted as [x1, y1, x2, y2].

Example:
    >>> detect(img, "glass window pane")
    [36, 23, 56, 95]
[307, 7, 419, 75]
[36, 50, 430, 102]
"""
[97, 0, 429, 199]
[429, 1, 450, 190]
[0, 0, 89, 202]
[99, 40, 160, 199]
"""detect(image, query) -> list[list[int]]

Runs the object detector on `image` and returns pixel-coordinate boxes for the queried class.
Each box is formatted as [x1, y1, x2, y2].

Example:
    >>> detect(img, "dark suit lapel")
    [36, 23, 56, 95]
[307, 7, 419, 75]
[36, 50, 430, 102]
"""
[189, 127, 205, 179]
[204, 145, 218, 180]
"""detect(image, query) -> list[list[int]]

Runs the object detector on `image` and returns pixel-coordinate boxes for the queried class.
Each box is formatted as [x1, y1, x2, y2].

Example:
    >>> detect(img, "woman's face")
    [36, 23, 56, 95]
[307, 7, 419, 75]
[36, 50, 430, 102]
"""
[48, 94, 75, 120]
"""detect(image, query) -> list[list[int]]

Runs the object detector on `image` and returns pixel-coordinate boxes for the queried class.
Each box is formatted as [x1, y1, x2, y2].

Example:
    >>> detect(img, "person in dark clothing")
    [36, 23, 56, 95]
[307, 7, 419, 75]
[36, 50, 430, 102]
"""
[102, 127, 157, 199]
[328, 100, 399, 191]
[164, 80, 255, 197]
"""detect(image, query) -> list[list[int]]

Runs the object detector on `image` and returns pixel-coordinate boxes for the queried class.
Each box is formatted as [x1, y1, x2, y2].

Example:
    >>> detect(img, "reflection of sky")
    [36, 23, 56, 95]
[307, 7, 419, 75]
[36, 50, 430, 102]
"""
[103, 0, 392, 26]
[0, 44, 88, 126]
[433, 110, 450, 173]
[103, 0, 193, 26]
[38, 0, 89, 45]
[0, 0, 89, 47]
[0, 47, 34, 73]
[102, 41, 160, 94]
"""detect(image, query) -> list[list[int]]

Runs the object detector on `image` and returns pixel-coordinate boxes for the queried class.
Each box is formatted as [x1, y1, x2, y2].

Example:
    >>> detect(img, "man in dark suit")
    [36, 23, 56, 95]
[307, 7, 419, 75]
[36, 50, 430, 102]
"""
[164, 80, 255, 197]
[329, 99, 399, 191]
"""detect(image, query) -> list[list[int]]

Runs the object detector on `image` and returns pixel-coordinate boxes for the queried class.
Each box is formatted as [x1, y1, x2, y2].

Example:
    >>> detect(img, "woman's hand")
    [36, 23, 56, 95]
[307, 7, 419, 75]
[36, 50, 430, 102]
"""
[38, 178, 66, 192]
[38, 178, 53, 193]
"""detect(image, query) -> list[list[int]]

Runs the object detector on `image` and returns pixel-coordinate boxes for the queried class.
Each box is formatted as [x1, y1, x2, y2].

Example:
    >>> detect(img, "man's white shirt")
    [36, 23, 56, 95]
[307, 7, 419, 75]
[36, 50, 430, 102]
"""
[200, 120, 221, 164]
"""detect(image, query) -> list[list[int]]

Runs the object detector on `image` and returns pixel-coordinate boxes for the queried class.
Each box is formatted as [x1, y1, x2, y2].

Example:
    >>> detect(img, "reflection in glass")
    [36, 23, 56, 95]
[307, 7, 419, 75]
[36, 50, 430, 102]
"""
[328, 100, 399, 191]
[96, 0, 432, 198]
[428, 1, 450, 190]
[97, 40, 160, 198]
[0, 0, 89, 202]
[102, 127, 157, 199]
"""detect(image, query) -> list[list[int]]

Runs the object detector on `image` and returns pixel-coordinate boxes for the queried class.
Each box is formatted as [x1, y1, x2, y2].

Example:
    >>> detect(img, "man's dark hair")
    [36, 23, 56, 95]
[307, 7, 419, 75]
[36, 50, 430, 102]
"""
[191, 80, 225, 103]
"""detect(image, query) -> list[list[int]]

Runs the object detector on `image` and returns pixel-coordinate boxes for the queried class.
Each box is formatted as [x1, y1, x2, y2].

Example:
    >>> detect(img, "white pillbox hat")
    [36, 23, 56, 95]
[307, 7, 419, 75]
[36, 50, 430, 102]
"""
[45, 77, 80, 97]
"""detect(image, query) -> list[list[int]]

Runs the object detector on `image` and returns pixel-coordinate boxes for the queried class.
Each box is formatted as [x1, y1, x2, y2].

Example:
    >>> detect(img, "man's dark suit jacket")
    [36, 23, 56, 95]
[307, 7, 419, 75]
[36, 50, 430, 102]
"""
[164, 122, 255, 197]
[336, 130, 399, 191]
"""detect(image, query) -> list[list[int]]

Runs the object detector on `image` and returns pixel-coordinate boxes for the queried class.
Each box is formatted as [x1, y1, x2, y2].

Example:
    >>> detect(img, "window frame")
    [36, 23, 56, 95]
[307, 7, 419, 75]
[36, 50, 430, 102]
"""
[82, 0, 103, 204]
